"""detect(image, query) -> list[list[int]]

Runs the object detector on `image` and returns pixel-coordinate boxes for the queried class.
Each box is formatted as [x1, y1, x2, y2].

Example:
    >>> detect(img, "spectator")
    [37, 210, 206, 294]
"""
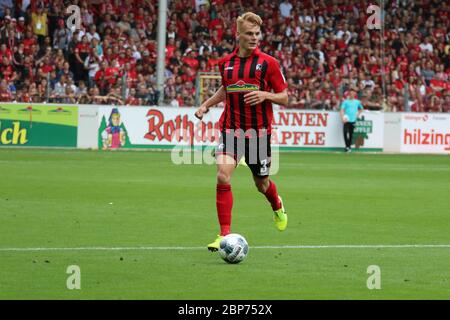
[86, 24, 100, 42]
[53, 18, 71, 51]
[31, 3, 47, 46]
[94, 60, 109, 95]
[51, 74, 66, 103]
[279, 1, 293, 19]
[421, 62, 436, 86]
[0, 78, 12, 101]
[84, 51, 101, 89]
[99, 14, 115, 34]
[57, 61, 74, 82]
[0, 0, 13, 18]
[419, 36, 434, 53]
[125, 87, 140, 106]
[81, 7, 94, 28]
[15, 16, 26, 39]
[62, 86, 76, 103]
[0, 14, 12, 43]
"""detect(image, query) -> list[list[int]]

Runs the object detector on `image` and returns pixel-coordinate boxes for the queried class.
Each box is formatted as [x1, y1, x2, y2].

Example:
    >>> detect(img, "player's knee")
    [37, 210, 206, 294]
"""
[255, 178, 269, 193]
[217, 171, 231, 185]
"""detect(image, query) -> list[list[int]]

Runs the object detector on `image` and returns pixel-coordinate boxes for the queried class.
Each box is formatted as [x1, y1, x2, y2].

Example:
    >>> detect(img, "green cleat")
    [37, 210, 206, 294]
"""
[207, 235, 224, 252]
[237, 156, 248, 167]
[273, 196, 287, 231]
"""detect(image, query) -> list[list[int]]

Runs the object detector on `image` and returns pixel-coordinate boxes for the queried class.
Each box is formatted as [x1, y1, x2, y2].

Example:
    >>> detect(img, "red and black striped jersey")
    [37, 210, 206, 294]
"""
[218, 47, 287, 134]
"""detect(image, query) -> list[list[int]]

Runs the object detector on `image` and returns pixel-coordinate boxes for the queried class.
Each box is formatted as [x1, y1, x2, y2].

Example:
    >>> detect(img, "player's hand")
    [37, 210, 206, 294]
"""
[244, 91, 268, 106]
[195, 105, 208, 120]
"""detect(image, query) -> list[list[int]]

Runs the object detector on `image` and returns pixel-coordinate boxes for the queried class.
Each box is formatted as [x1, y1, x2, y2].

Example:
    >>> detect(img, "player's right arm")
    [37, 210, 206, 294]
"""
[195, 85, 226, 120]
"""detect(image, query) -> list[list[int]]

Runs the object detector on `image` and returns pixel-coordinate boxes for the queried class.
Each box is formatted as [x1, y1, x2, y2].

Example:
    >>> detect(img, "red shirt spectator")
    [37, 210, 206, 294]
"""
[430, 79, 446, 97]
[207, 57, 220, 69]
[182, 50, 199, 70]
[41, 63, 53, 75]
[75, 42, 91, 56]
[0, 45, 13, 60]
[394, 79, 405, 91]
[166, 39, 176, 61]
[0, 59, 14, 81]
[105, 62, 122, 86]
[125, 96, 140, 105]
[125, 68, 138, 88]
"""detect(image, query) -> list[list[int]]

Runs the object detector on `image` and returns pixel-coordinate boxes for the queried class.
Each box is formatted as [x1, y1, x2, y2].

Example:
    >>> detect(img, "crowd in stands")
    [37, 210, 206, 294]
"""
[0, 0, 448, 112]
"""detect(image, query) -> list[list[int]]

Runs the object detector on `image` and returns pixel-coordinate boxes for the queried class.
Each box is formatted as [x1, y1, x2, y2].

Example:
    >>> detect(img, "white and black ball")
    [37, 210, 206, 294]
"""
[218, 234, 249, 264]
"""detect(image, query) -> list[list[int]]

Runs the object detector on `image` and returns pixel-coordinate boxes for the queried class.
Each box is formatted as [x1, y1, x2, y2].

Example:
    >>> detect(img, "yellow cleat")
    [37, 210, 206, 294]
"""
[238, 156, 248, 167]
[207, 235, 224, 252]
[273, 196, 287, 231]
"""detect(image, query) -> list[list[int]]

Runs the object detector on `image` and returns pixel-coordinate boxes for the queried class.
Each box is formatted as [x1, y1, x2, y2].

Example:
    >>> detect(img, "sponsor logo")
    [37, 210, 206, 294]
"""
[273, 111, 329, 127]
[353, 116, 374, 148]
[145, 109, 220, 143]
[404, 114, 429, 122]
[226, 80, 259, 93]
[98, 108, 129, 150]
[17, 106, 42, 115]
[403, 129, 450, 150]
[0, 121, 28, 145]
[431, 116, 448, 121]
[48, 107, 72, 115]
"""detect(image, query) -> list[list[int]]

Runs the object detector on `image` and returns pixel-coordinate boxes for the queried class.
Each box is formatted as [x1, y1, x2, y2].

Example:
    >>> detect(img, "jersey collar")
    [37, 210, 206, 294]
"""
[232, 46, 261, 58]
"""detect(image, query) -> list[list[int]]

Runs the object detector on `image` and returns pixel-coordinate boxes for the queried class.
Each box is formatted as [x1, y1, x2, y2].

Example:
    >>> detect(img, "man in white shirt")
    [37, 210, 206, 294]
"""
[279, 0, 293, 18]
[419, 36, 433, 53]
[86, 24, 100, 42]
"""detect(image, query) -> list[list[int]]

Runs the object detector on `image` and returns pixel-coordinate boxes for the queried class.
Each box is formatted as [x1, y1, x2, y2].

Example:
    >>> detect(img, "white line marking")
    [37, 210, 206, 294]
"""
[0, 244, 450, 252]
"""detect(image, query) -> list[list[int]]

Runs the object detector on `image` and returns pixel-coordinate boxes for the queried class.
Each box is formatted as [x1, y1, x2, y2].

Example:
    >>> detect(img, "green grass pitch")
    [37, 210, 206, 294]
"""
[0, 148, 449, 299]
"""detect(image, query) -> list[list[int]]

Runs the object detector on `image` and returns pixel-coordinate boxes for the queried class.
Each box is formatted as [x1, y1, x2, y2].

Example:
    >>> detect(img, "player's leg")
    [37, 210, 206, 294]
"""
[208, 130, 242, 251]
[216, 154, 236, 234]
[253, 175, 287, 231]
[207, 154, 236, 251]
[247, 132, 287, 231]
[253, 175, 280, 210]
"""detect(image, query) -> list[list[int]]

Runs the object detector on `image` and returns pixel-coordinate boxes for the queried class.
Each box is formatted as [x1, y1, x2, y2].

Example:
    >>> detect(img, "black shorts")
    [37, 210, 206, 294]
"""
[215, 131, 272, 177]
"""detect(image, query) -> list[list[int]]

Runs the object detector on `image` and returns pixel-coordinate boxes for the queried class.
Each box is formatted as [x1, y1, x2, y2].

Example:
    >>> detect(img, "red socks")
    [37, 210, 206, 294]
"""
[264, 180, 282, 211]
[216, 184, 233, 236]
[216, 181, 280, 236]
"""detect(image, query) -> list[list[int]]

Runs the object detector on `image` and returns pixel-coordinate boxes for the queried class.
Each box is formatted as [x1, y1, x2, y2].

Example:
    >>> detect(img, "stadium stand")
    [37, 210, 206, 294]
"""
[0, 0, 448, 112]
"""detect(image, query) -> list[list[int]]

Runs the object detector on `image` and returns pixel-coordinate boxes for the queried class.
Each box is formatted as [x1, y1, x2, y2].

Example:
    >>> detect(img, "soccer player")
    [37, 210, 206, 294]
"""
[340, 88, 363, 152]
[194, 12, 289, 251]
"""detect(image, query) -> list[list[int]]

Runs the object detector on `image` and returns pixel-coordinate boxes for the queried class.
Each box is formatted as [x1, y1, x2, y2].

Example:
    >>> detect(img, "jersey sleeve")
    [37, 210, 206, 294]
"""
[218, 58, 226, 86]
[340, 100, 347, 110]
[267, 59, 288, 93]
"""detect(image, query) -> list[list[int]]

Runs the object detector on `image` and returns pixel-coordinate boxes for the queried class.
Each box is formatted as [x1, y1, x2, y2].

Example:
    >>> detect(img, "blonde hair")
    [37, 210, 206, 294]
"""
[236, 12, 262, 33]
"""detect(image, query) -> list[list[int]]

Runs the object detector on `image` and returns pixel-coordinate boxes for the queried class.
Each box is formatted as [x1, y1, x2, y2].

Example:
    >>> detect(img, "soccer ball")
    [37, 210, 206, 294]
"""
[218, 234, 249, 264]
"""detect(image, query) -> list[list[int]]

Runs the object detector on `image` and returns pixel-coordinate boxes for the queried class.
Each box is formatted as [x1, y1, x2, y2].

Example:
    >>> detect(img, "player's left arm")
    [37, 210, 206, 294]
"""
[244, 89, 288, 106]
[244, 59, 288, 106]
